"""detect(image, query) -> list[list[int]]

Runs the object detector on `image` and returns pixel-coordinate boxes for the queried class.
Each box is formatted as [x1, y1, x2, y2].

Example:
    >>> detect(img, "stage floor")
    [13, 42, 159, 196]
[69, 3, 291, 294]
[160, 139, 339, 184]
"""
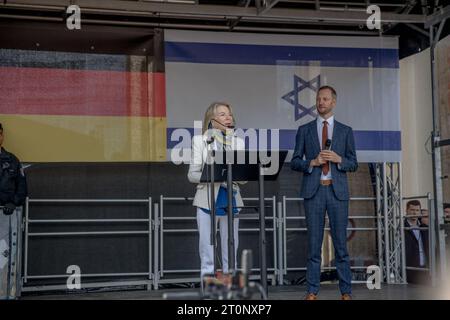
[20, 283, 450, 300]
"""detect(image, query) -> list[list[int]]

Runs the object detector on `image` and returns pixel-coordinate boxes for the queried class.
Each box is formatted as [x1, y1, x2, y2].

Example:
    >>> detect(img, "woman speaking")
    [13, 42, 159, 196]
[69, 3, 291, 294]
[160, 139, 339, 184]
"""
[187, 102, 246, 279]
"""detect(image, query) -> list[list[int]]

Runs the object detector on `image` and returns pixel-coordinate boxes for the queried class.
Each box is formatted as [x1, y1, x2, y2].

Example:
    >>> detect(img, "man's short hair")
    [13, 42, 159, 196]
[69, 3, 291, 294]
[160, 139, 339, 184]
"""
[0, 123, 2, 131]
[406, 200, 421, 209]
[317, 85, 337, 100]
[444, 203, 450, 210]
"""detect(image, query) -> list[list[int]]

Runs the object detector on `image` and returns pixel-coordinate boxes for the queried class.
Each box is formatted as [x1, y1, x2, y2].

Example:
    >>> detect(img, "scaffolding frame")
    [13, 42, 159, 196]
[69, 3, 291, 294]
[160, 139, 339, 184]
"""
[376, 162, 406, 284]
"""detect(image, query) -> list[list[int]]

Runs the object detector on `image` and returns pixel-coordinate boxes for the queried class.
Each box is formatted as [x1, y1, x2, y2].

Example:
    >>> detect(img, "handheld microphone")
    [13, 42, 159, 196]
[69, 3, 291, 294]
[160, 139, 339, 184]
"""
[325, 139, 332, 150]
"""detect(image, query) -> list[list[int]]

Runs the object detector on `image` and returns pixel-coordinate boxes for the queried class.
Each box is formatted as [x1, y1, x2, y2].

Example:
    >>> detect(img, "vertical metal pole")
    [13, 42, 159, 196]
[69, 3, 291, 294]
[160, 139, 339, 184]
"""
[258, 163, 267, 296]
[277, 200, 283, 285]
[283, 196, 287, 276]
[16, 208, 23, 297]
[227, 162, 235, 272]
[7, 214, 12, 299]
[24, 197, 29, 284]
[428, 193, 436, 287]
[376, 165, 384, 282]
[272, 196, 277, 283]
[153, 202, 159, 290]
[160, 195, 164, 278]
[383, 163, 391, 283]
[209, 148, 217, 274]
[429, 24, 447, 282]
[398, 163, 406, 283]
[392, 163, 400, 282]
[390, 163, 398, 281]
[148, 196, 152, 290]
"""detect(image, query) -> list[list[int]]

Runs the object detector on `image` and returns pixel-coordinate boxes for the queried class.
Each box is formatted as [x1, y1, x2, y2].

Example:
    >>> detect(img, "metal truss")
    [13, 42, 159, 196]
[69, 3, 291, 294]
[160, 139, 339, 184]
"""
[0, 0, 427, 26]
[376, 162, 406, 284]
[2, 0, 447, 37]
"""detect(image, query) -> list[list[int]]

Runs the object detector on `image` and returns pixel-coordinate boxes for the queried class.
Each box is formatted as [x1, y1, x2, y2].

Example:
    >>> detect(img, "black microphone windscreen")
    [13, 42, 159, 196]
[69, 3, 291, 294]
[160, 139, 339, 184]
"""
[325, 139, 332, 150]
[212, 118, 234, 129]
[241, 249, 252, 276]
[206, 120, 215, 144]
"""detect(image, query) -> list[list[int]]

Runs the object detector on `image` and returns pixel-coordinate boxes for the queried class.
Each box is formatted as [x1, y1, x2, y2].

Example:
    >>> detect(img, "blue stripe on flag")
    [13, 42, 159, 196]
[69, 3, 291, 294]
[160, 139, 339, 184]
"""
[167, 128, 401, 151]
[165, 42, 398, 68]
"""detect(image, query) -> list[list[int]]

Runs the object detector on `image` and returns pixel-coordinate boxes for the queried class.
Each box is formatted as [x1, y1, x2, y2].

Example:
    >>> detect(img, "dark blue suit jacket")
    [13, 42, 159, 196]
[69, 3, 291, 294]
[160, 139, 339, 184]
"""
[291, 119, 358, 200]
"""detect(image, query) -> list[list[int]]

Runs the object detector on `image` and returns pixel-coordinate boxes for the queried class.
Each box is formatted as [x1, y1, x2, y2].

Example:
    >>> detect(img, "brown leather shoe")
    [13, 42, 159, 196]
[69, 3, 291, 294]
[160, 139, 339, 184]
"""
[305, 293, 318, 300]
[341, 293, 352, 300]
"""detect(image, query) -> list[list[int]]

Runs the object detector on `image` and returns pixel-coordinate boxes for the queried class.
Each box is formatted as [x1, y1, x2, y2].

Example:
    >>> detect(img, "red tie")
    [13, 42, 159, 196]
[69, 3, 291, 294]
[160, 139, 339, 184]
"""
[322, 120, 329, 175]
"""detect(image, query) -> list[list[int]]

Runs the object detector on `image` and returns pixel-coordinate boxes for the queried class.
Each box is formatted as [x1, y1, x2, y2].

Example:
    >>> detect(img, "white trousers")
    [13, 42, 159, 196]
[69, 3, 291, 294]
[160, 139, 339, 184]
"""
[196, 208, 239, 277]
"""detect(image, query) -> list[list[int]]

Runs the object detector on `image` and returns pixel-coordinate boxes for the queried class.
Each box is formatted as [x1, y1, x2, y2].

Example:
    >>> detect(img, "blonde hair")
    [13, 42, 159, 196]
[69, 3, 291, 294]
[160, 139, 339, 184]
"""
[202, 102, 235, 134]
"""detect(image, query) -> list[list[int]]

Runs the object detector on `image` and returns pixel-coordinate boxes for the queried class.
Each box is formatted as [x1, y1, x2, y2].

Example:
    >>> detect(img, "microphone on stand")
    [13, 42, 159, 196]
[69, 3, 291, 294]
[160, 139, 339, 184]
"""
[240, 249, 252, 298]
[210, 119, 235, 149]
[206, 120, 215, 145]
[211, 118, 235, 129]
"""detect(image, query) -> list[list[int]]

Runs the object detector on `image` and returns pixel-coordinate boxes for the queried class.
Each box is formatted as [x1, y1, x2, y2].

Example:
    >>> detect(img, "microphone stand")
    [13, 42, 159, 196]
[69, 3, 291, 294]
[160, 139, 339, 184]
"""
[213, 125, 237, 274]
[218, 126, 236, 274]
[208, 121, 236, 276]
[225, 132, 235, 274]
[206, 125, 217, 275]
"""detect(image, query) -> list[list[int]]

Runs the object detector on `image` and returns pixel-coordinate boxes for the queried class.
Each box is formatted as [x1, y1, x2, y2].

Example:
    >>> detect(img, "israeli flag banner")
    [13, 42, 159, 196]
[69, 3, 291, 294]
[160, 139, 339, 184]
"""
[165, 29, 400, 163]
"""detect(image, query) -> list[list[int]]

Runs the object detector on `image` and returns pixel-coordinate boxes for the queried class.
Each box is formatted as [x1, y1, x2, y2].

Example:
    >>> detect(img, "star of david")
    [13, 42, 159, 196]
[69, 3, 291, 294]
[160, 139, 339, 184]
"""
[282, 75, 321, 121]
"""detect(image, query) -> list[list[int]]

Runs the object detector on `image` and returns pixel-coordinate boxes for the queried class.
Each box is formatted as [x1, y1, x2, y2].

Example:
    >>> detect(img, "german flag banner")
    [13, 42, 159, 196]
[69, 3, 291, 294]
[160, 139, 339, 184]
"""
[0, 20, 166, 162]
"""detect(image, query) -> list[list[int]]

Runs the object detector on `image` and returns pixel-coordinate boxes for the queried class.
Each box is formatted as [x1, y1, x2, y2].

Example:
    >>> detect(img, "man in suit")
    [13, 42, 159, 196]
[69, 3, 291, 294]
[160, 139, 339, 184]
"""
[291, 85, 358, 300]
[404, 200, 430, 284]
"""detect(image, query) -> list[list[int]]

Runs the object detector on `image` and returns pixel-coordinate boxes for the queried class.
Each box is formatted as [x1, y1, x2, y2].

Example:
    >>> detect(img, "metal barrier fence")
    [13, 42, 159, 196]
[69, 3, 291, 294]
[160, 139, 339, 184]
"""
[281, 196, 379, 284]
[22, 192, 437, 292]
[21, 197, 153, 292]
[155, 196, 278, 289]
